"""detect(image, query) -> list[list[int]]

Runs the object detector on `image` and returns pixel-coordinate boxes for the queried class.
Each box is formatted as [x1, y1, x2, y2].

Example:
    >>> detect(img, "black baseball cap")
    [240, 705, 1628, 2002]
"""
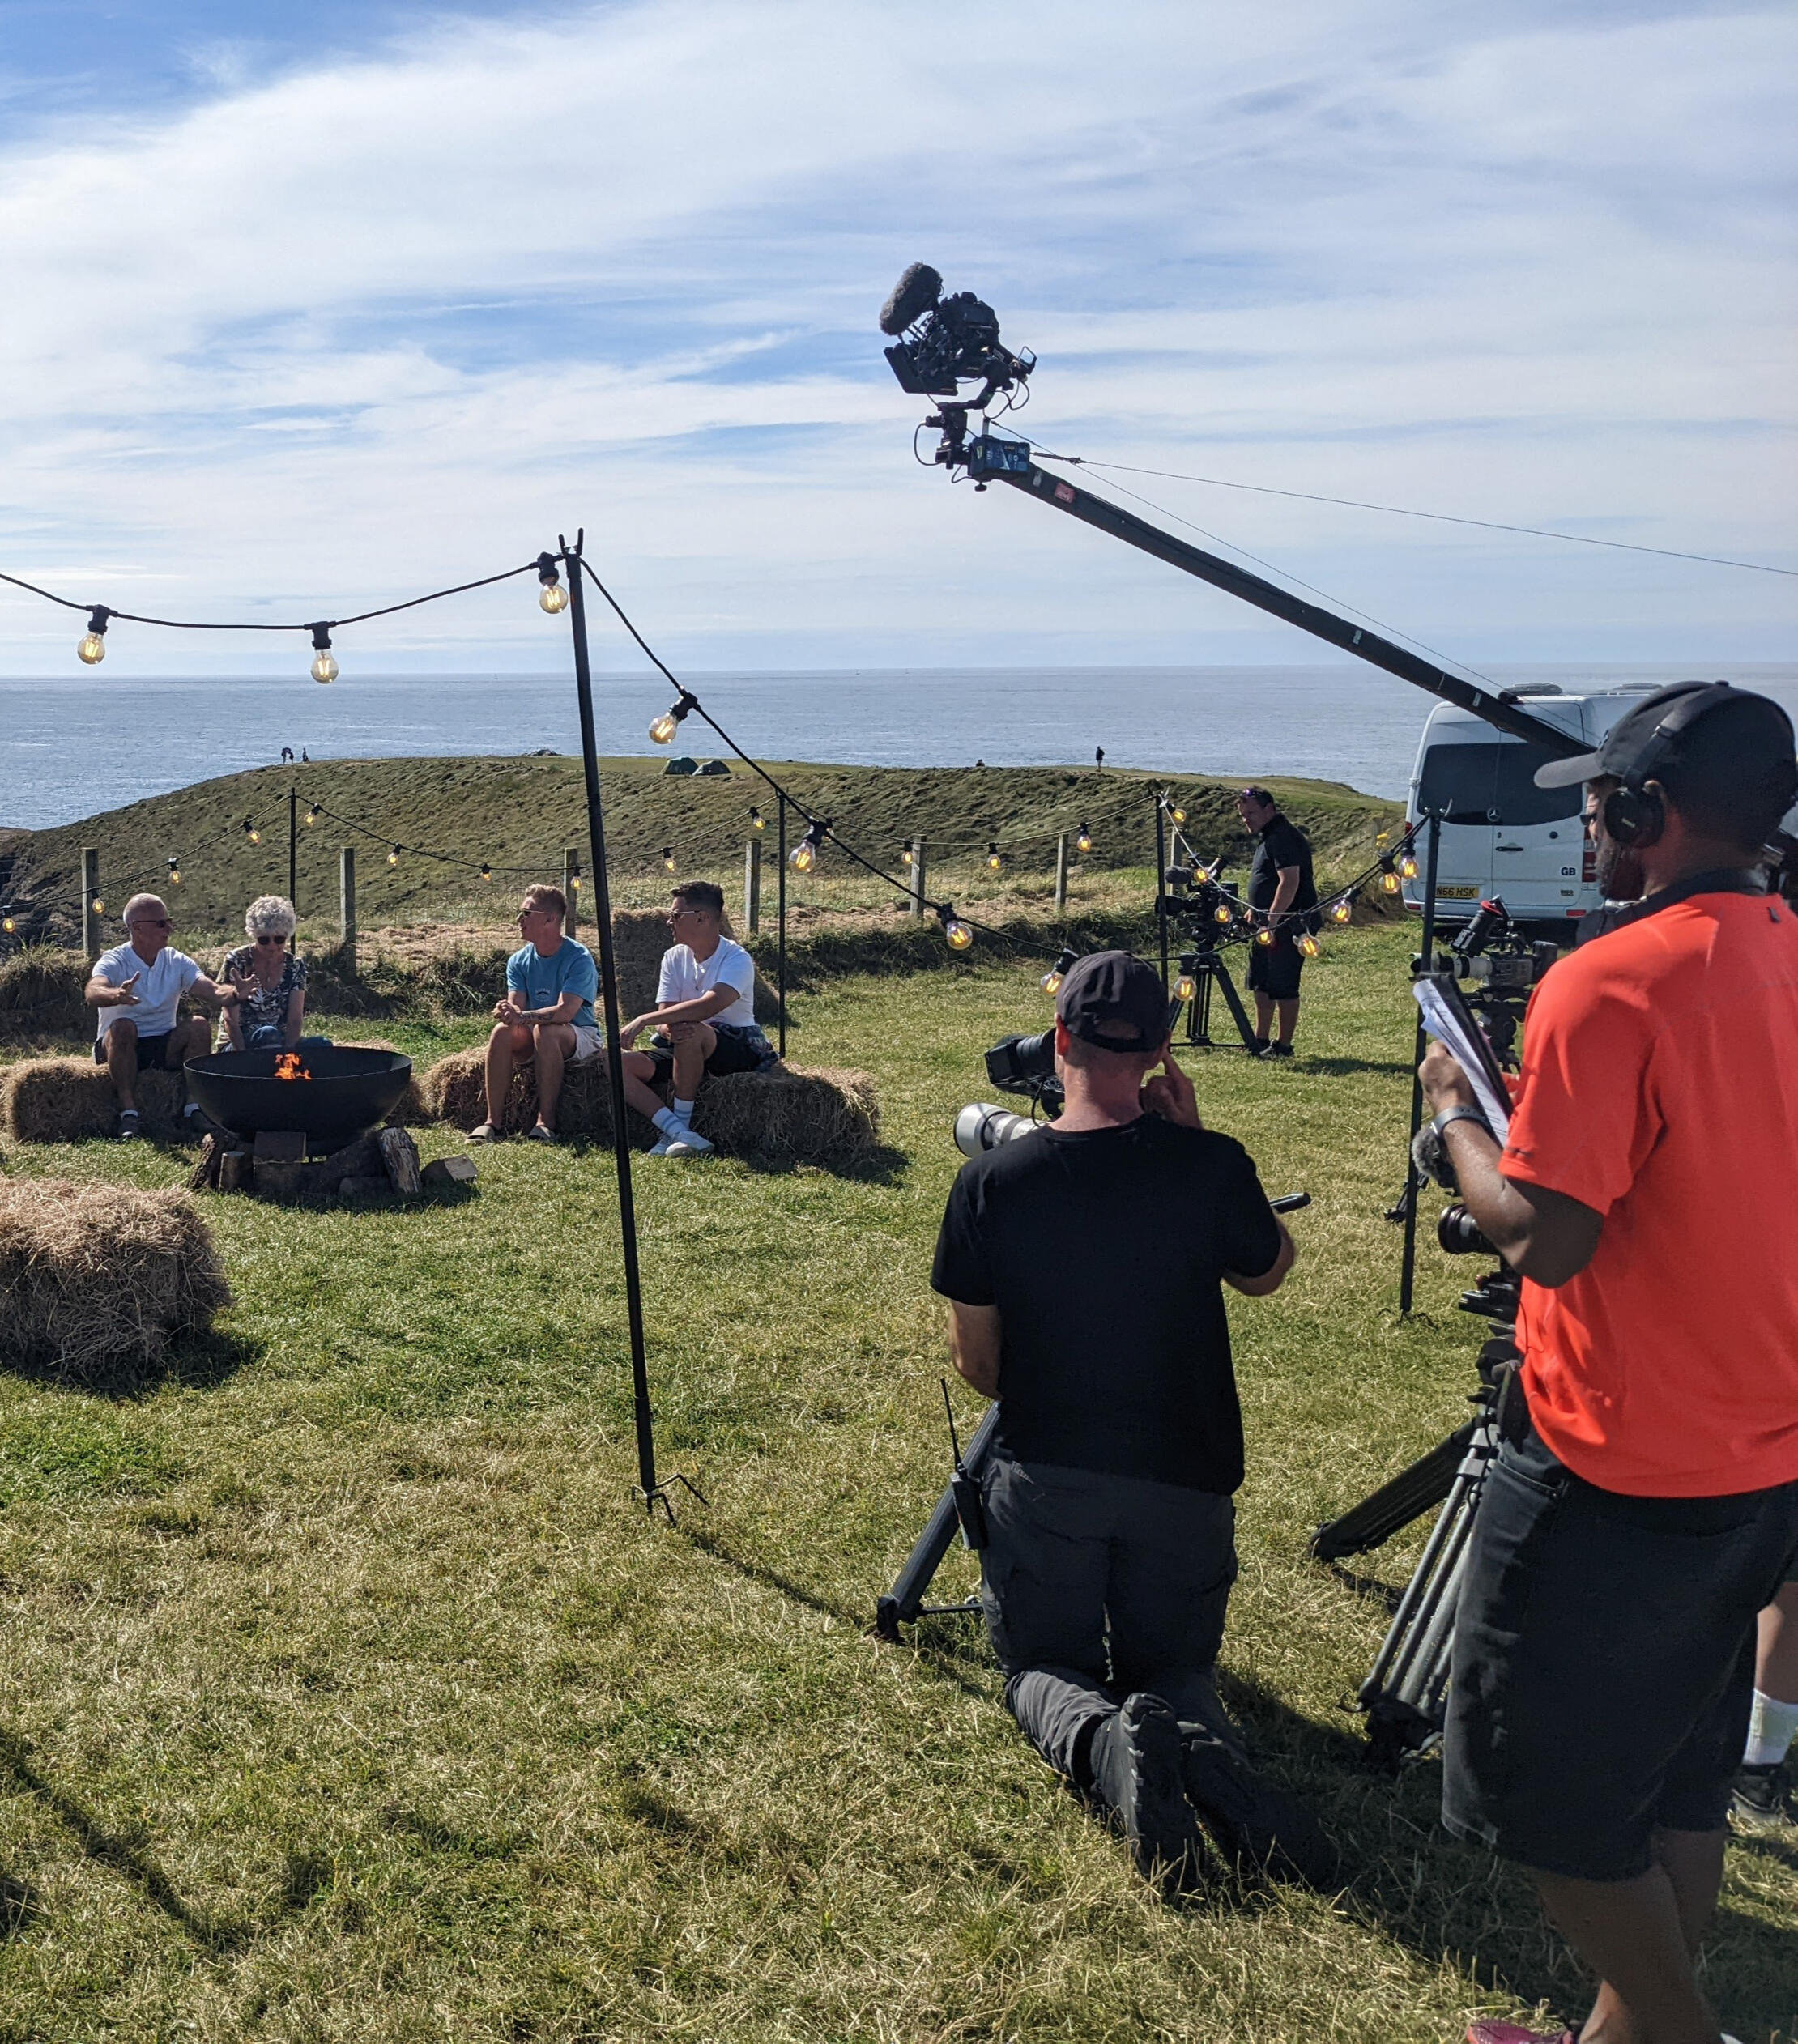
[1534, 681, 1795, 790]
[1055, 950, 1168, 1053]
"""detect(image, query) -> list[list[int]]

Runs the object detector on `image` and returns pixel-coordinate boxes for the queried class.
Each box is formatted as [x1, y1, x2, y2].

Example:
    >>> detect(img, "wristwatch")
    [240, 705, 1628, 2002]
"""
[1431, 1104, 1493, 1142]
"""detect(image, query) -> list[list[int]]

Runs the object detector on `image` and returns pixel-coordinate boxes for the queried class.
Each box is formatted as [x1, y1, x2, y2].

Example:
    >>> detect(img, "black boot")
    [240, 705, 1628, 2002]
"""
[1179, 1727, 1336, 1889]
[1087, 1693, 1205, 1887]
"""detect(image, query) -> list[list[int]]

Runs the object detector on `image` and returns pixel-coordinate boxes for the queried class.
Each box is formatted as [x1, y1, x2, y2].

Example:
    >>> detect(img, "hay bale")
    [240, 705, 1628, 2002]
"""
[0, 1177, 231, 1382]
[414, 1045, 876, 1165]
[1, 1058, 188, 1143]
[0, 948, 89, 1041]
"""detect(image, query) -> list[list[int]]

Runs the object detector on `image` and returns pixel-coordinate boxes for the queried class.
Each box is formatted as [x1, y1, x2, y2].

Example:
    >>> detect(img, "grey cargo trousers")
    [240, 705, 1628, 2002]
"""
[979, 1448, 1241, 1783]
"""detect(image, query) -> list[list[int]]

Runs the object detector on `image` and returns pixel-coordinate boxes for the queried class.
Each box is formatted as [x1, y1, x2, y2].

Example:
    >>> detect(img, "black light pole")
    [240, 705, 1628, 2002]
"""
[561, 532, 701, 1521]
[776, 790, 788, 1059]
[288, 785, 299, 924]
[1398, 812, 1445, 1315]
[1154, 794, 1170, 995]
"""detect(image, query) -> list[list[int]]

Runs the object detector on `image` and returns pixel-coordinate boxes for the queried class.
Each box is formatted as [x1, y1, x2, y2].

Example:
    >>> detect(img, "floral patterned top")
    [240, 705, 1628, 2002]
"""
[216, 945, 307, 1045]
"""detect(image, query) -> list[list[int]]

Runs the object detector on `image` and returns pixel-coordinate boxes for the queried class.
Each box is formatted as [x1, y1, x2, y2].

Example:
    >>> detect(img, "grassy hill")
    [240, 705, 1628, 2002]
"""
[1, 756, 1402, 956]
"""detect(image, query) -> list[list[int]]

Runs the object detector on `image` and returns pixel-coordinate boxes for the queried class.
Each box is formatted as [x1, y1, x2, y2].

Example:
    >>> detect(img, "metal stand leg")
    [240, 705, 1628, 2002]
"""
[875, 1406, 1000, 1639]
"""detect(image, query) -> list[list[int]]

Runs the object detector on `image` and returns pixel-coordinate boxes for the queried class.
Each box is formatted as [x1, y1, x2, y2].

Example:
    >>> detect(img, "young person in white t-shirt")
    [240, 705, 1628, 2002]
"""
[84, 893, 239, 1139]
[618, 881, 777, 1157]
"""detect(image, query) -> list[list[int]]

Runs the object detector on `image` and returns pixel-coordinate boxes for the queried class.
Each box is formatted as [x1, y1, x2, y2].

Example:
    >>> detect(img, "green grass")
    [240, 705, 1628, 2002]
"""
[1, 928, 1792, 2042]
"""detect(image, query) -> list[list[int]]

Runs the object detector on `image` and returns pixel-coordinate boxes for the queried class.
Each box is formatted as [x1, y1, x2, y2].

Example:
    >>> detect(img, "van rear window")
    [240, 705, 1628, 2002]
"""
[1417, 743, 1583, 826]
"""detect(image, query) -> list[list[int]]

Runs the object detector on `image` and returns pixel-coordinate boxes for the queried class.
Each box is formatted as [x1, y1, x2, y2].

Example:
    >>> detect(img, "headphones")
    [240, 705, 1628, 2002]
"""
[1600, 683, 1746, 850]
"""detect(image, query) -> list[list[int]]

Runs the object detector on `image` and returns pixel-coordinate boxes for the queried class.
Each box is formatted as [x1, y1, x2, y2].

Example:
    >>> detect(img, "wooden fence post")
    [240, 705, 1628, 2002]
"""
[1054, 832, 1068, 915]
[563, 850, 580, 935]
[339, 846, 356, 974]
[81, 847, 100, 956]
[743, 835, 761, 934]
[907, 836, 926, 919]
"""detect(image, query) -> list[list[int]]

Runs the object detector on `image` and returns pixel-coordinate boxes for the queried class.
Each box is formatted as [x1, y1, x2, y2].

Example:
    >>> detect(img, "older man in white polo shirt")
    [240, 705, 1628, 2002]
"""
[84, 893, 238, 1139]
[619, 881, 777, 1156]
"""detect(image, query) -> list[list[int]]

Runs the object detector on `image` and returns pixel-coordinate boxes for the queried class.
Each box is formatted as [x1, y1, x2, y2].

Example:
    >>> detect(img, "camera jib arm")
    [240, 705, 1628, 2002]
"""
[947, 424, 1583, 758]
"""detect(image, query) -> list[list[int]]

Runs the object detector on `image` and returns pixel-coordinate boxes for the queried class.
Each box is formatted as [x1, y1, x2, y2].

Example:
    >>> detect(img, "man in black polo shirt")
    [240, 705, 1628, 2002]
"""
[931, 952, 1325, 1889]
[1235, 786, 1317, 1057]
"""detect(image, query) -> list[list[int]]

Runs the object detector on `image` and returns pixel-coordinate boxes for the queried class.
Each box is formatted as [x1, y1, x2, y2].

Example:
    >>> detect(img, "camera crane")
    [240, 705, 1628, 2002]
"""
[880, 262, 1587, 763]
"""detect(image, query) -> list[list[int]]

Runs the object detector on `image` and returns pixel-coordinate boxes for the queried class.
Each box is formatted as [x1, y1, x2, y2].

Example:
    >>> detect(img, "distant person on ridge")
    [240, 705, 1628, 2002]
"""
[1234, 786, 1316, 1058]
[470, 884, 602, 1145]
[86, 894, 239, 1139]
[617, 880, 777, 1158]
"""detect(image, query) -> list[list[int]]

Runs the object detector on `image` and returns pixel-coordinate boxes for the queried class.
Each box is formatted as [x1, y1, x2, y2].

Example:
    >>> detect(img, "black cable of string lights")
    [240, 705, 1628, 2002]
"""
[292, 793, 540, 883]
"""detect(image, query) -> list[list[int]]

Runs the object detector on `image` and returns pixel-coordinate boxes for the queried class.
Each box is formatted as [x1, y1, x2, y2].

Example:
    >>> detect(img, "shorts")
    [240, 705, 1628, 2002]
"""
[569, 1023, 604, 1063]
[642, 1022, 776, 1086]
[1442, 1422, 1798, 1881]
[94, 1028, 183, 1070]
[1245, 934, 1303, 1001]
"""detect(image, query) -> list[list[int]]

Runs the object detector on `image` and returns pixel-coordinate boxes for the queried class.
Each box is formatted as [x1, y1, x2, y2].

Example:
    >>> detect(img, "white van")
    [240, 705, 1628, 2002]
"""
[1401, 685, 1668, 935]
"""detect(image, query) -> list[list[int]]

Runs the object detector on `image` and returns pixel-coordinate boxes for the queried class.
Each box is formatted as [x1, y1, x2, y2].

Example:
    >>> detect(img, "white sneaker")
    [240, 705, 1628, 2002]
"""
[666, 1131, 713, 1156]
[648, 1135, 680, 1156]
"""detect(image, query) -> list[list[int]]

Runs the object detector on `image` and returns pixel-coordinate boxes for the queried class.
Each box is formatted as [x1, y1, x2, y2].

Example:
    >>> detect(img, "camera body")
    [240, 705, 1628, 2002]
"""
[1434, 896, 1557, 1061]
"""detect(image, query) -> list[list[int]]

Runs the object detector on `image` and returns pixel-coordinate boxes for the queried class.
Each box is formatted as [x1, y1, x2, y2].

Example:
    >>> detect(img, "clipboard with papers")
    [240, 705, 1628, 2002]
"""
[1413, 973, 1513, 1144]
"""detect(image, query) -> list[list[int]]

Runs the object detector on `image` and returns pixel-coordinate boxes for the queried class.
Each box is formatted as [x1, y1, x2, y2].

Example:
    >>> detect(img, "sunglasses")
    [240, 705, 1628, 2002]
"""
[254, 933, 288, 945]
[132, 917, 173, 928]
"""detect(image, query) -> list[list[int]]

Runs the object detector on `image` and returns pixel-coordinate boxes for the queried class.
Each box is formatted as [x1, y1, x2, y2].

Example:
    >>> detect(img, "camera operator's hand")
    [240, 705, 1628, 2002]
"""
[1141, 1051, 1204, 1131]
[1419, 1040, 1479, 1118]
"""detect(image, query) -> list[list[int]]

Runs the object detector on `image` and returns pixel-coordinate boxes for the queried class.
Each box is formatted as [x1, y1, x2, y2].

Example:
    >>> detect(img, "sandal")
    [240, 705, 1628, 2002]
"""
[467, 1122, 503, 1143]
[524, 1124, 556, 1144]
[116, 1109, 143, 1140]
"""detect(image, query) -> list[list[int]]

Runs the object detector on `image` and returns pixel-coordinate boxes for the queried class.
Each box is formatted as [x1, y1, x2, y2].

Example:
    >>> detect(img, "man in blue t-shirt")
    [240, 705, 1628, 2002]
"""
[470, 884, 601, 1144]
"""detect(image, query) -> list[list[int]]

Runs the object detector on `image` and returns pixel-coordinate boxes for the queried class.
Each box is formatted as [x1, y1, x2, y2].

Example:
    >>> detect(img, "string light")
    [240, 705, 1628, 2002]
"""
[1174, 957, 1198, 1003]
[1379, 856, 1400, 896]
[569, 872, 582, 892]
[1041, 946, 1076, 997]
[1330, 896, 1353, 924]
[91, 896, 105, 914]
[649, 690, 697, 745]
[1212, 902, 1233, 926]
[901, 841, 914, 867]
[750, 807, 765, 833]
[986, 842, 1003, 872]
[937, 904, 974, 952]
[1165, 798, 1187, 824]
[1075, 824, 1093, 854]
[308, 624, 338, 686]
[1397, 850, 1419, 881]
[388, 845, 402, 867]
[1255, 926, 1276, 947]
[535, 553, 569, 615]
[479, 863, 492, 882]
[76, 606, 110, 665]
[243, 818, 261, 845]
[167, 858, 181, 887]
[789, 818, 829, 874]
[2, 917, 12, 935]
[304, 804, 319, 827]
[1297, 931, 1322, 959]
[661, 846, 676, 874]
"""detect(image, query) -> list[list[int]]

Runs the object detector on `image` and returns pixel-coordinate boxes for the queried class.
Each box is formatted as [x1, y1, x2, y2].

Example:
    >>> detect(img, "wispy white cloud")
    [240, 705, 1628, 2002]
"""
[0, 0, 1791, 675]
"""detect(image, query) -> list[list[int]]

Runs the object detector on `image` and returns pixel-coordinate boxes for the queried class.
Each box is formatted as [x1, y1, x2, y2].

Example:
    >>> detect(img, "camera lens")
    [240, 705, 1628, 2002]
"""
[1438, 1203, 1496, 1256]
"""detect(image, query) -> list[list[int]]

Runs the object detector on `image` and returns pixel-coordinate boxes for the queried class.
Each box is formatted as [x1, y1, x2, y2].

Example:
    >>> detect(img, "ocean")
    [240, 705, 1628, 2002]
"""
[10, 662, 1796, 830]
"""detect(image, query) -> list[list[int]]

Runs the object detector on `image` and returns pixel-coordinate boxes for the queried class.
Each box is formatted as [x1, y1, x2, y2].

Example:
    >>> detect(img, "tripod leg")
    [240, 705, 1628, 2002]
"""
[1310, 1421, 1472, 1561]
[1207, 954, 1262, 1054]
[876, 1405, 1000, 1640]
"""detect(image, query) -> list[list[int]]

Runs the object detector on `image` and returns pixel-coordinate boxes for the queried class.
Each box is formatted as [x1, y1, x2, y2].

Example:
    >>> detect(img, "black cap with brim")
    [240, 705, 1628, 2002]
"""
[1055, 950, 1168, 1054]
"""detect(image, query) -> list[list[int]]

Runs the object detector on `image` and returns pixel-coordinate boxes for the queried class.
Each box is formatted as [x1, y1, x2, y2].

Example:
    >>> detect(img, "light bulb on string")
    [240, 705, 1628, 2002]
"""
[1212, 903, 1233, 926]
[167, 859, 181, 887]
[569, 873, 581, 892]
[986, 842, 1003, 872]
[661, 847, 676, 874]
[901, 842, 914, 867]
[479, 863, 492, 883]
[1330, 896, 1353, 925]
[1255, 926, 1276, 947]
[1040, 946, 1076, 998]
[1398, 850, 1418, 881]
[649, 690, 697, 745]
[1174, 960, 1198, 1003]
[1166, 800, 1187, 824]
[243, 819, 261, 845]
[308, 623, 338, 686]
[535, 554, 569, 615]
[938, 905, 974, 952]
[388, 845, 402, 867]
[750, 808, 765, 833]
[76, 606, 110, 666]
[91, 896, 105, 915]
[2, 917, 12, 935]
[303, 805, 319, 827]
[788, 818, 829, 874]
[1297, 931, 1322, 959]
[1380, 858, 1400, 895]
[1075, 824, 1093, 854]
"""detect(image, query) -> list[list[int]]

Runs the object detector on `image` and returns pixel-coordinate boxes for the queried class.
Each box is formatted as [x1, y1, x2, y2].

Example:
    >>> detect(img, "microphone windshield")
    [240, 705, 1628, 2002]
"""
[880, 262, 942, 336]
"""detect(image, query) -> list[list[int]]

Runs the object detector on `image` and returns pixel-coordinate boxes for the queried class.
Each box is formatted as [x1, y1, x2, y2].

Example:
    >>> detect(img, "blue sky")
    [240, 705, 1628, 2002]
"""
[0, 0, 1791, 678]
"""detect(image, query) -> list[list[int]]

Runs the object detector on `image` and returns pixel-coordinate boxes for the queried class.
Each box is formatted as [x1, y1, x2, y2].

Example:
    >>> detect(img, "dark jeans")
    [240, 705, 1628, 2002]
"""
[979, 1449, 1240, 1784]
[243, 1027, 333, 1053]
[1442, 1424, 1798, 1880]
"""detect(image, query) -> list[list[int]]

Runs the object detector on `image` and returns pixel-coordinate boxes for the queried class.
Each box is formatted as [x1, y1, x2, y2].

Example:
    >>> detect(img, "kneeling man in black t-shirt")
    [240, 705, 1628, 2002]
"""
[931, 952, 1327, 1889]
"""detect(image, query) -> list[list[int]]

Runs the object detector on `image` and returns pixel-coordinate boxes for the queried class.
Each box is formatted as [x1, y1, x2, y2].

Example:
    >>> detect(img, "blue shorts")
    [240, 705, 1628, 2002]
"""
[1442, 1424, 1798, 1880]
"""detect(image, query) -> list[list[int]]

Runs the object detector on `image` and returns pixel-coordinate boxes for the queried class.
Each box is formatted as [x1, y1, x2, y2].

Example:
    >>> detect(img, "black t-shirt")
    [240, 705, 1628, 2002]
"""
[1248, 815, 1317, 917]
[930, 1115, 1282, 1492]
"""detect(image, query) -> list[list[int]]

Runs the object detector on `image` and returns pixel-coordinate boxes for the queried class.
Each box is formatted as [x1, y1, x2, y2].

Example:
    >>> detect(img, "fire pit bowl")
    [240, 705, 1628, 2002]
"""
[184, 1046, 413, 1154]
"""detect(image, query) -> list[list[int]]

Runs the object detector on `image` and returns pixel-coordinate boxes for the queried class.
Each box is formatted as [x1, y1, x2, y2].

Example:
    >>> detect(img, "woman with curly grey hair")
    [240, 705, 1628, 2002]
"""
[217, 896, 331, 1054]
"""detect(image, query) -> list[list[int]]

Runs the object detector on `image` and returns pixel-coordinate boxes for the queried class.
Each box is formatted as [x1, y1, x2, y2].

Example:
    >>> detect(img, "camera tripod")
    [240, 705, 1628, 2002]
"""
[1311, 1269, 1519, 1771]
[1181, 947, 1263, 1054]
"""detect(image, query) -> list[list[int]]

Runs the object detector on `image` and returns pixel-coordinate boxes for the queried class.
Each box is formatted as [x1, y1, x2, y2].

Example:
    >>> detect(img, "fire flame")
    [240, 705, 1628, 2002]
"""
[274, 1053, 312, 1082]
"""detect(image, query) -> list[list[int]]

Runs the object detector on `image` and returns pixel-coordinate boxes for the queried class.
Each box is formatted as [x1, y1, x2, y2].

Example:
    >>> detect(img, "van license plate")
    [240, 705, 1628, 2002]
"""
[1434, 885, 1479, 899]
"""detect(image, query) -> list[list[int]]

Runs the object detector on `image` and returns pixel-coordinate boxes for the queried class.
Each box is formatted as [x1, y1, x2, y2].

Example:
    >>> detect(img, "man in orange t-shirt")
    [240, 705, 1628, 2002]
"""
[1417, 682, 1798, 2044]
